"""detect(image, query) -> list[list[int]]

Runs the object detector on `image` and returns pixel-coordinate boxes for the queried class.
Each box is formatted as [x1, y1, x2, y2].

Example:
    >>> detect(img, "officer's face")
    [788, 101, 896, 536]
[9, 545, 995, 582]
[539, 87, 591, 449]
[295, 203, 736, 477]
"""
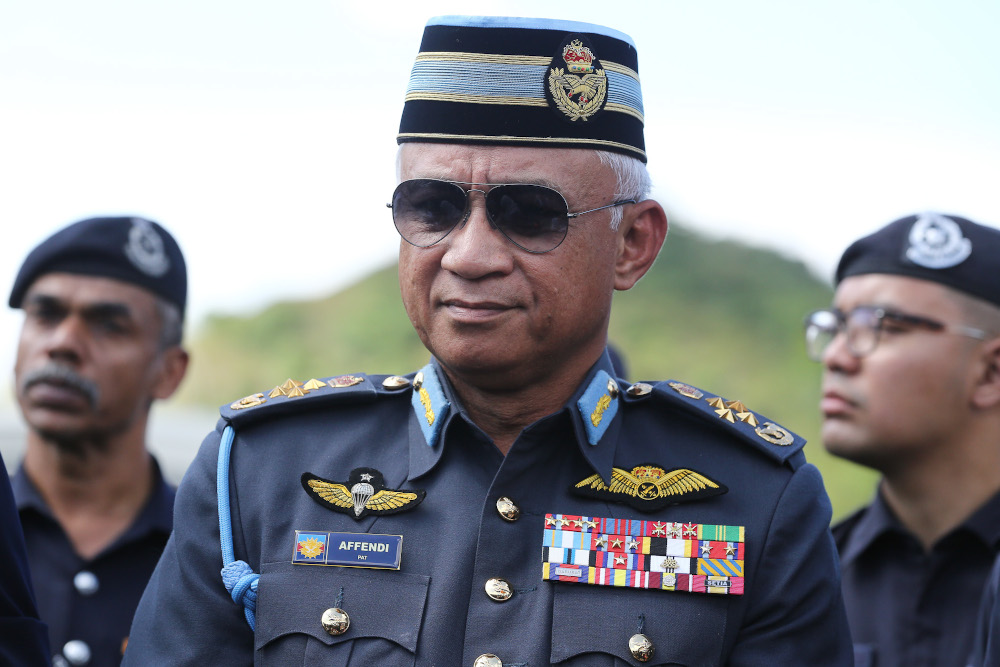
[819, 274, 983, 471]
[14, 273, 183, 448]
[397, 143, 625, 390]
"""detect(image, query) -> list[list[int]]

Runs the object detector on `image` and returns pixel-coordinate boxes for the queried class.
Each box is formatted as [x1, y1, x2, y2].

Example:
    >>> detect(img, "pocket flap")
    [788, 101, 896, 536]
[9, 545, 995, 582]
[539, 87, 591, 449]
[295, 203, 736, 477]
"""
[255, 561, 429, 653]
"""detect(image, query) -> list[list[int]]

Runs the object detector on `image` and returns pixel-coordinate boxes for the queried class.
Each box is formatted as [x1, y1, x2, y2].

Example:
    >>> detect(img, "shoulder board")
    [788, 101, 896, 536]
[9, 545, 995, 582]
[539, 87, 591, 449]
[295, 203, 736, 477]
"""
[620, 378, 806, 465]
[220, 373, 413, 428]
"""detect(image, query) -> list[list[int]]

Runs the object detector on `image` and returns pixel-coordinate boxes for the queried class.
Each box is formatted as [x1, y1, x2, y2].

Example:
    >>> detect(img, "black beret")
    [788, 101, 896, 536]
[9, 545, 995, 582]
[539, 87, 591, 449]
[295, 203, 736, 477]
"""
[836, 212, 1000, 308]
[398, 16, 646, 162]
[9, 216, 187, 318]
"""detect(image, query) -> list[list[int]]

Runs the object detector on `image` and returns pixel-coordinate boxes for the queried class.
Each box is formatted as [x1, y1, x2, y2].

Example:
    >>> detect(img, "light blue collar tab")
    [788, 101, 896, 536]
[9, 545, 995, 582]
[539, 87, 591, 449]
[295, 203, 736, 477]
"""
[576, 369, 620, 446]
[411, 363, 451, 447]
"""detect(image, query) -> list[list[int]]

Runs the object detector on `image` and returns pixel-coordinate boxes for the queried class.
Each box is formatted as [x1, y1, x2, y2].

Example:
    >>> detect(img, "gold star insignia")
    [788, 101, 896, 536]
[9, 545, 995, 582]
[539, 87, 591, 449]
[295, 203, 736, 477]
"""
[557, 517, 571, 528]
[714, 408, 736, 422]
[706, 397, 726, 409]
[572, 519, 583, 528]
[546, 516, 556, 526]
[726, 543, 737, 557]
[594, 535, 608, 549]
[611, 537, 624, 549]
[627, 537, 639, 551]
[583, 519, 597, 529]
[614, 554, 626, 566]
[700, 542, 712, 556]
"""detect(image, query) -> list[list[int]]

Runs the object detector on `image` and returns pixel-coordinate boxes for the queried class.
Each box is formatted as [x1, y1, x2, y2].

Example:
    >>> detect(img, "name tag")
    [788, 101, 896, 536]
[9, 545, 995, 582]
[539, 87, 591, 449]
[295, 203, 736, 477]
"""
[292, 530, 403, 569]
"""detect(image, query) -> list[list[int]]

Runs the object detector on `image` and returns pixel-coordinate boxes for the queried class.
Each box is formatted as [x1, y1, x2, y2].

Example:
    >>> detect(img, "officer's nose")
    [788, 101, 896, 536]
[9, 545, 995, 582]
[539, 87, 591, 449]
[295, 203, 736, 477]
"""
[440, 190, 515, 279]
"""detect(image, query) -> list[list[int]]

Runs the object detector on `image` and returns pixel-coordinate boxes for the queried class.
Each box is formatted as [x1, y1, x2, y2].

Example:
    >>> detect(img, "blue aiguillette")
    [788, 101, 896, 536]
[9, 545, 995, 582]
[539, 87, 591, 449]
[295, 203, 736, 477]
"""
[292, 530, 403, 569]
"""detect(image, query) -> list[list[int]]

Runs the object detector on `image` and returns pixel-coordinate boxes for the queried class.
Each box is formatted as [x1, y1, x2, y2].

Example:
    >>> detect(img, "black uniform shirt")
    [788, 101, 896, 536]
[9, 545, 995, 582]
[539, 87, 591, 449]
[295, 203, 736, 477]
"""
[13, 459, 174, 667]
[834, 488, 1000, 667]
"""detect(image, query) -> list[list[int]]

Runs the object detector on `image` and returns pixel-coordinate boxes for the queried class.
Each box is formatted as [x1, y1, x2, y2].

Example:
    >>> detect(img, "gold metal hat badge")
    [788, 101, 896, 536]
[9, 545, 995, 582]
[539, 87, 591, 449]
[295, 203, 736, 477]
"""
[547, 38, 608, 121]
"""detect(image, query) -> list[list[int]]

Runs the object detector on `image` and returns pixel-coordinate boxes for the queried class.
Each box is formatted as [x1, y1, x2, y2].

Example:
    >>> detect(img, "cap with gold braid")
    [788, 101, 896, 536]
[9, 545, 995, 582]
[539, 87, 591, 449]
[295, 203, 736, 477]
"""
[398, 15, 646, 162]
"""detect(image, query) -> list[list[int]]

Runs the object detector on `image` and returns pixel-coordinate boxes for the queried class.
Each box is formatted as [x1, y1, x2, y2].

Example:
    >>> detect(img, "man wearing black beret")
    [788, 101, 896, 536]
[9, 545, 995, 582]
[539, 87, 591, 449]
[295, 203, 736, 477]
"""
[8, 216, 189, 666]
[125, 16, 851, 665]
[804, 212, 1000, 667]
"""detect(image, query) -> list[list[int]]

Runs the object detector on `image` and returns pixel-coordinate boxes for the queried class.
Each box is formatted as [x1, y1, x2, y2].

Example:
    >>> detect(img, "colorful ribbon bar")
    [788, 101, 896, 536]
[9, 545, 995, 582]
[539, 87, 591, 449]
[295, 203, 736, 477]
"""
[541, 514, 745, 596]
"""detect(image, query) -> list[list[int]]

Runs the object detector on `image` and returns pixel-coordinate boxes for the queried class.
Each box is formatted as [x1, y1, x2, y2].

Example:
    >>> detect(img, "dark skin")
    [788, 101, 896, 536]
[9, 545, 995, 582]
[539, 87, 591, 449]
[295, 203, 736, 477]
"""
[15, 273, 188, 559]
[397, 144, 668, 454]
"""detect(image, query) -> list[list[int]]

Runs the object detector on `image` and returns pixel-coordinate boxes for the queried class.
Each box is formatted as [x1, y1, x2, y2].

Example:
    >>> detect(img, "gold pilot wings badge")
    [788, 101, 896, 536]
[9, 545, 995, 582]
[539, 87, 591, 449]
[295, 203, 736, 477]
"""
[301, 468, 425, 521]
[572, 464, 727, 511]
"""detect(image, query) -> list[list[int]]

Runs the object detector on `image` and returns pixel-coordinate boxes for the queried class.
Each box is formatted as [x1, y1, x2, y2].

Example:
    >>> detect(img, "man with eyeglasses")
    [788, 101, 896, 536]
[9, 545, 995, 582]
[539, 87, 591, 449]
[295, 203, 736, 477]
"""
[804, 212, 1000, 667]
[124, 16, 850, 665]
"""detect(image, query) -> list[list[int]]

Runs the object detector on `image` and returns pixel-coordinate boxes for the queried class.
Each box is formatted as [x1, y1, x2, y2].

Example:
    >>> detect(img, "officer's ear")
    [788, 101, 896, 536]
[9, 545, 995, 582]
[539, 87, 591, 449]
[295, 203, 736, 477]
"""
[152, 346, 190, 401]
[971, 335, 1000, 410]
[613, 199, 667, 292]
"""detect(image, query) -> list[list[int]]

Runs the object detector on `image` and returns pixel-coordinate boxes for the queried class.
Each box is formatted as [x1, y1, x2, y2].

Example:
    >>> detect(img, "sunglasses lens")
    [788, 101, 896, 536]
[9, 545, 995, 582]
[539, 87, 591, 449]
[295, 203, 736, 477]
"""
[487, 184, 569, 253]
[391, 179, 467, 247]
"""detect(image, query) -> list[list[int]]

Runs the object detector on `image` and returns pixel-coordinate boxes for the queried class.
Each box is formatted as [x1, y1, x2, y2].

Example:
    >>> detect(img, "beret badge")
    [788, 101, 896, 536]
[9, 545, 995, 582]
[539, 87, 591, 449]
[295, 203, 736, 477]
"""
[905, 211, 972, 269]
[124, 217, 171, 277]
[546, 36, 608, 122]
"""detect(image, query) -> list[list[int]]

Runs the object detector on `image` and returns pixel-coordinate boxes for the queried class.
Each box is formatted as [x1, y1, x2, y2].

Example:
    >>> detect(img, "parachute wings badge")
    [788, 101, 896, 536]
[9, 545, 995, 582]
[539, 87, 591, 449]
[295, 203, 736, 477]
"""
[572, 464, 727, 511]
[301, 468, 425, 521]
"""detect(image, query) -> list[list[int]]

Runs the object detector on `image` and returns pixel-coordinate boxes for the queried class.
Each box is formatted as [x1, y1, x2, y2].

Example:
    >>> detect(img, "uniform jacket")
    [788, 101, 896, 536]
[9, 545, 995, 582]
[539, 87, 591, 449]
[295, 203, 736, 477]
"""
[124, 354, 851, 666]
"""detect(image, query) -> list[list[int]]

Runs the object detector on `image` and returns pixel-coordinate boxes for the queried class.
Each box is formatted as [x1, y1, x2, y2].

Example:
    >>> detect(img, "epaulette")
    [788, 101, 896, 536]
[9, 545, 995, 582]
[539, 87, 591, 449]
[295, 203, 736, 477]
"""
[220, 373, 414, 428]
[618, 378, 806, 465]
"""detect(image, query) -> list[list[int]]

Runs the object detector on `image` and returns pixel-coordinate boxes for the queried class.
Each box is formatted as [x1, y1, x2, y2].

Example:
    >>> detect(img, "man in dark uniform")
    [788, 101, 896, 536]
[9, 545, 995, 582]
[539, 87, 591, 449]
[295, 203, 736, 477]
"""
[804, 212, 1000, 667]
[970, 555, 1000, 666]
[8, 216, 190, 667]
[0, 450, 50, 666]
[124, 16, 851, 665]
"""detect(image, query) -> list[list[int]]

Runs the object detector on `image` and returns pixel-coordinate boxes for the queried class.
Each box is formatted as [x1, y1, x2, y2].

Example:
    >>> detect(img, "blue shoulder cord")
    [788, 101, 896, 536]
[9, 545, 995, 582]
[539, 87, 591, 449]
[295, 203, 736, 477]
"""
[217, 425, 260, 630]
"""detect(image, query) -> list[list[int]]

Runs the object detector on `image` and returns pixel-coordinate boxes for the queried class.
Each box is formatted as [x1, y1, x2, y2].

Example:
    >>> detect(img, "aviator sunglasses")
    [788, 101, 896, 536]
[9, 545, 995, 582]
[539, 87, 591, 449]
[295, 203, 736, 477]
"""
[387, 178, 635, 254]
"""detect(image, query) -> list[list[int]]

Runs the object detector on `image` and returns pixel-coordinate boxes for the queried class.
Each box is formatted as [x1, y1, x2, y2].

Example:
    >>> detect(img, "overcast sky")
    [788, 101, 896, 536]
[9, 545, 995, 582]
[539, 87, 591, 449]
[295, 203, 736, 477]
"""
[1, 0, 998, 392]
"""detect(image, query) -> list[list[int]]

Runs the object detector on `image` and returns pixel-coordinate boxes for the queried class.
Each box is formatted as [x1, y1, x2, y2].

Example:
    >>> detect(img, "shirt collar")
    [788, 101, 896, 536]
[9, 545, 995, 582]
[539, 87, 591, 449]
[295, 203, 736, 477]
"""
[407, 350, 623, 482]
[840, 485, 1000, 566]
[13, 456, 175, 537]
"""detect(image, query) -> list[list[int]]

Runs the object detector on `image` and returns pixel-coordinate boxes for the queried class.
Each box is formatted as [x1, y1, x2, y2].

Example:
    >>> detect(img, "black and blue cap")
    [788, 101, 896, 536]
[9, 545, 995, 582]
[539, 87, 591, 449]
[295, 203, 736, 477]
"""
[398, 16, 646, 162]
[9, 216, 187, 318]
[836, 211, 1000, 308]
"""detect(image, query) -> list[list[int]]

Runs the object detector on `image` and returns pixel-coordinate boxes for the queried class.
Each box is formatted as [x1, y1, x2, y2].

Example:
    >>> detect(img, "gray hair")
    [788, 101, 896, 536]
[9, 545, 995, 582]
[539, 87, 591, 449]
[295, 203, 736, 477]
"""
[154, 298, 184, 349]
[595, 150, 652, 230]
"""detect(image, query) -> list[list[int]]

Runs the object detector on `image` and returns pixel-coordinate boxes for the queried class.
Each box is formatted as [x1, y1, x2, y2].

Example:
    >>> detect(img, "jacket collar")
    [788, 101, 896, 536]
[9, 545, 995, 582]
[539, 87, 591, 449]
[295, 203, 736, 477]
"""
[407, 350, 623, 483]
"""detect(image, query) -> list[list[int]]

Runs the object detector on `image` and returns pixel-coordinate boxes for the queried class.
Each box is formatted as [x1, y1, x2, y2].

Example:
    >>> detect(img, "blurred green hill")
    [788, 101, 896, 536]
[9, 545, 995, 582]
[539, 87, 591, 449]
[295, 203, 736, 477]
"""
[178, 223, 878, 520]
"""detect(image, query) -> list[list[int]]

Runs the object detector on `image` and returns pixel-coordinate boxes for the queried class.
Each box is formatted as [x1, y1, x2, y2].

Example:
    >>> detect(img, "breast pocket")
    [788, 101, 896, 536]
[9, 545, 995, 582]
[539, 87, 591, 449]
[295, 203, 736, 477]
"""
[254, 561, 429, 667]
[550, 584, 729, 666]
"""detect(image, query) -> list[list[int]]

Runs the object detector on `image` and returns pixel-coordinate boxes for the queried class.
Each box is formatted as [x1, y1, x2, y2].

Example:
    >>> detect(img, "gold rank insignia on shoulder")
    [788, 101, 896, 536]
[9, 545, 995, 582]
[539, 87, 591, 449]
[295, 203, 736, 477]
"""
[301, 468, 426, 521]
[230, 393, 265, 410]
[573, 465, 727, 511]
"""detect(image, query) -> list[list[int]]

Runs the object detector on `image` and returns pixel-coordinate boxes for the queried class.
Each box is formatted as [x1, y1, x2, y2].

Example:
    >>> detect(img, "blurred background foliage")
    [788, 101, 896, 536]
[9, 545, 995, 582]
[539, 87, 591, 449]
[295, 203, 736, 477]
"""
[178, 222, 878, 521]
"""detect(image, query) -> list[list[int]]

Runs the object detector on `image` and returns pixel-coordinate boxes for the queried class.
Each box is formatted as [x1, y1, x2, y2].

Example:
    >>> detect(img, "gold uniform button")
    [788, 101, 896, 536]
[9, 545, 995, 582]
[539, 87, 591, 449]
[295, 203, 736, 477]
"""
[496, 497, 520, 522]
[484, 577, 513, 602]
[321, 608, 350, 636]
[629, 633, 654, 662]
[473, 654, 502, 667]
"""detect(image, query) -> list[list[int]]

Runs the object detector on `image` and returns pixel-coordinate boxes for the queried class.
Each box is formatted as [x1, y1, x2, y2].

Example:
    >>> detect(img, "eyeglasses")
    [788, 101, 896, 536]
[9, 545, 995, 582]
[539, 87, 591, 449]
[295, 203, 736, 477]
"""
[387, 178, 635, 254]
[803, 305, 988, 361]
